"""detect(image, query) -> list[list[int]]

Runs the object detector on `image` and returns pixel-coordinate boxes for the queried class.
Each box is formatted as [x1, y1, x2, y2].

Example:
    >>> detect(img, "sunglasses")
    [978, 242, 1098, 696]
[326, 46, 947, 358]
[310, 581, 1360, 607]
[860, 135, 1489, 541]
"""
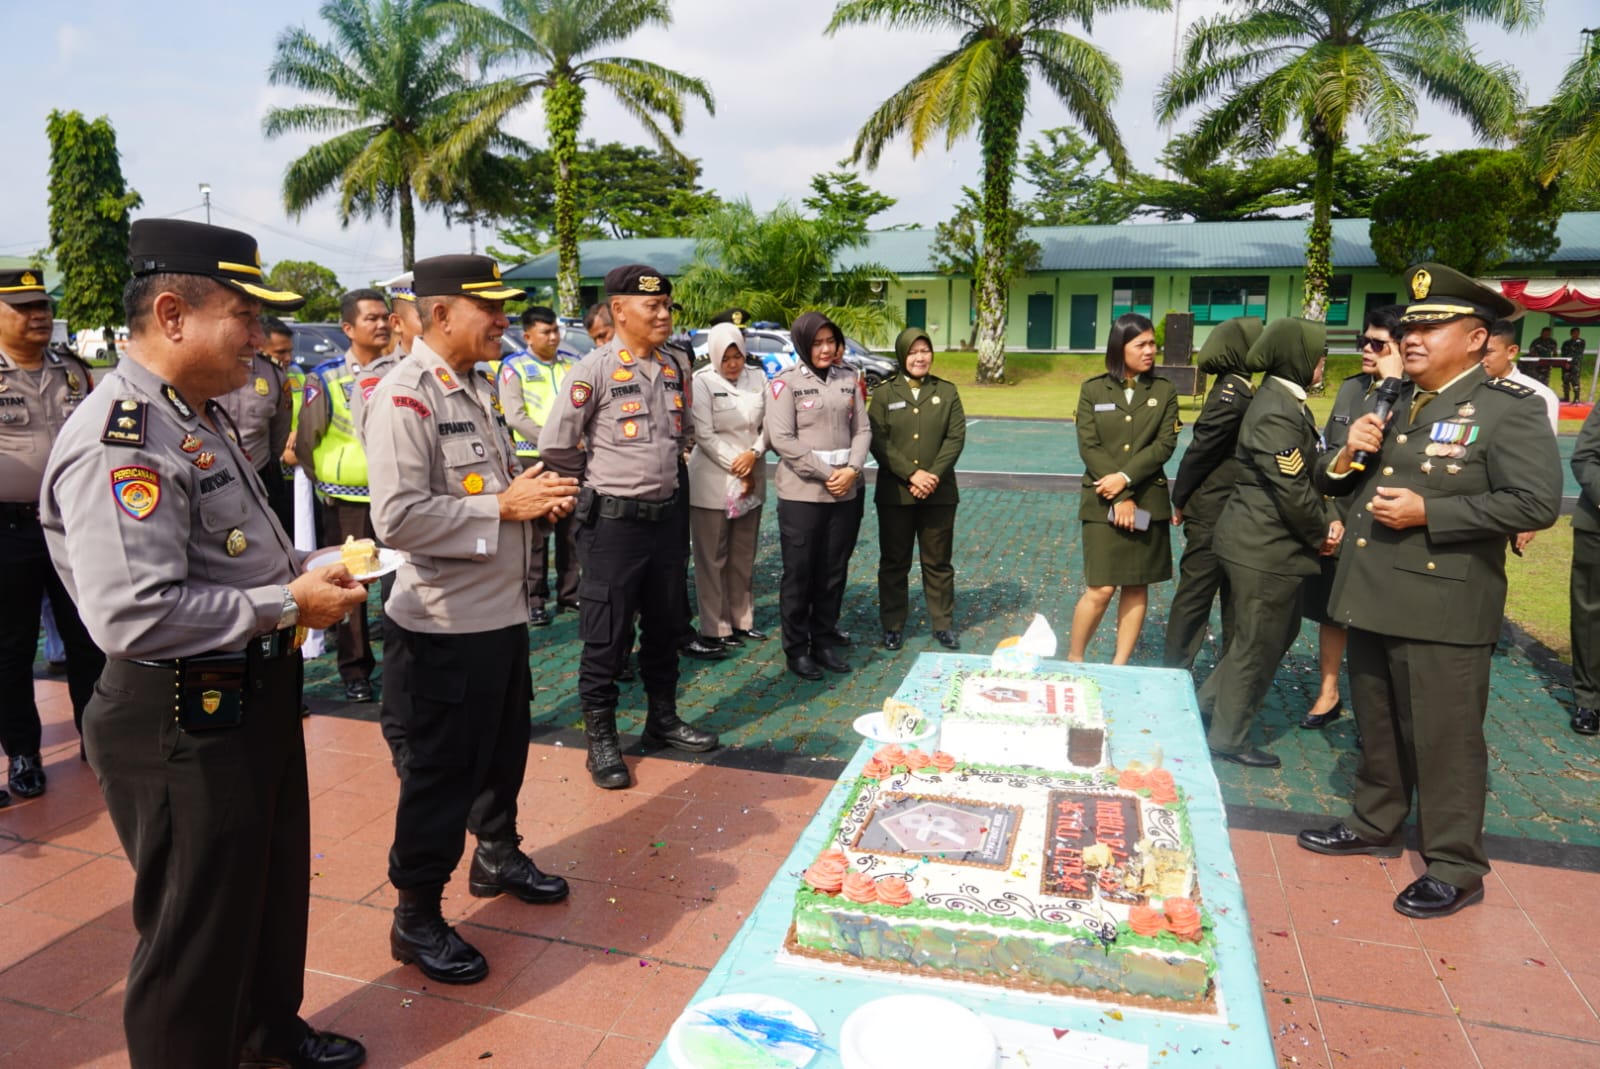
[1356, 335, 1392, 352]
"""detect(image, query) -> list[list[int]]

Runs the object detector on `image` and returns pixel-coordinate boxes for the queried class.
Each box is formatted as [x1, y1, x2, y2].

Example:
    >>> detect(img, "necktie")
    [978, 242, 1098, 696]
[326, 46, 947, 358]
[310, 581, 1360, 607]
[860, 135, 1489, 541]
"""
[1408, 389, 1438, 425]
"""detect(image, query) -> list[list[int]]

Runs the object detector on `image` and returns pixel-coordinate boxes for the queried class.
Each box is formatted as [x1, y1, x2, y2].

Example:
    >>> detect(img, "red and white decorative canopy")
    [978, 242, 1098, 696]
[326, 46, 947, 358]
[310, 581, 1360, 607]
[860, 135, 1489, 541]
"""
[1493, 279, 1600, 324]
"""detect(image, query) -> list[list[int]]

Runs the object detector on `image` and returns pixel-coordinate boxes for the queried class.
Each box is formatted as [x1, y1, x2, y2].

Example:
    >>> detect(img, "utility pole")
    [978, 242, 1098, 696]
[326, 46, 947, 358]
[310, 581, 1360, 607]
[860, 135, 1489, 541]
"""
[199, 183, 212, 225]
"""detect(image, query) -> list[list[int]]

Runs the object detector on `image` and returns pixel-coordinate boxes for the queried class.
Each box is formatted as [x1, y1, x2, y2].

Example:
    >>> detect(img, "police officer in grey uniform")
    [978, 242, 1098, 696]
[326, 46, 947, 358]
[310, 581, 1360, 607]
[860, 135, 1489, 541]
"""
[0, 267, 104, 802]
[42, 219, 370, 1069]
[539, 265, 721, 790]
[217, 346, 293, 535]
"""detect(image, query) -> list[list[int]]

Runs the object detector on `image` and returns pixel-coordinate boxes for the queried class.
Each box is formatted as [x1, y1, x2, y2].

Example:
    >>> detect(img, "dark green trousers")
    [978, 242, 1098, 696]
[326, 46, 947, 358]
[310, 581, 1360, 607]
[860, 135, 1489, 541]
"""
[1571, 529, 1600, 709]
[1206, 560, 1305, 754]
[1164, 517, 1235, 670]
[876, 502, 957, 632]
[1345, 627, 1492, 886]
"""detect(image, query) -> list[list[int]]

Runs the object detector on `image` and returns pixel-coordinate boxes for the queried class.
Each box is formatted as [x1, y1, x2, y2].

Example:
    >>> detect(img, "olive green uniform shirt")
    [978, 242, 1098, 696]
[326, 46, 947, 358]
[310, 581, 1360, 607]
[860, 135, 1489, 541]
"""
[867, 374, 965, 507]
[1075, 373, 1180, 523]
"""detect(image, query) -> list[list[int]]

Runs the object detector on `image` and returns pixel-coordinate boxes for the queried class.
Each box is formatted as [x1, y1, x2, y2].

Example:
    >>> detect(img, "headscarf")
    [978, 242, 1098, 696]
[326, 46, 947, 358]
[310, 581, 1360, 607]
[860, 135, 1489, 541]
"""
[893, 326, 934, 382]
[1246, 317, 1326, 389]
[1196, 316, 1265, 377]
[791, 310, 843, 380]
[706, 322, 748, 368]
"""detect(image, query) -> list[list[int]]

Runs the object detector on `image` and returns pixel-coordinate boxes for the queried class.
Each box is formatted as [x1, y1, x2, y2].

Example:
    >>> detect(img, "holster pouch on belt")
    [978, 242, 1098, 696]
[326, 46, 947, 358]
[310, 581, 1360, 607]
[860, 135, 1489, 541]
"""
[177, 653, 248, 732]
[574, 485, 597, 525]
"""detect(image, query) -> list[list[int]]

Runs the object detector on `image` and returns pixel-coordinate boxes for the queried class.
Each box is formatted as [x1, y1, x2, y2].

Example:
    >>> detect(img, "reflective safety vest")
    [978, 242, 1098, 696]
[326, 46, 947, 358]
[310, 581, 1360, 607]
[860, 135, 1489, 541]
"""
[307, 358, 369, 501]
[286, 364, 307, 437]
[500, 350, 576, 458]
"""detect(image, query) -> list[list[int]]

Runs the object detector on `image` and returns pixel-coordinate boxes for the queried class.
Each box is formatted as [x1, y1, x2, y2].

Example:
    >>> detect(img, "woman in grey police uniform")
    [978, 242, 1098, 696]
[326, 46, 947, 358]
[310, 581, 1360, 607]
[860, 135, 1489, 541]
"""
[1067, 313, 1180, 664]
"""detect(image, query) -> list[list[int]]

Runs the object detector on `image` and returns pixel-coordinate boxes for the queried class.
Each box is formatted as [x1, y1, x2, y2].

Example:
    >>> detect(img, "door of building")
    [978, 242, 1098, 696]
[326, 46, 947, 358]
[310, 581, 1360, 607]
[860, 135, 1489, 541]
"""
[1026, 293, 1055, 350]
[1069, 294, 1098, 351]
[905, 298, 927, 330]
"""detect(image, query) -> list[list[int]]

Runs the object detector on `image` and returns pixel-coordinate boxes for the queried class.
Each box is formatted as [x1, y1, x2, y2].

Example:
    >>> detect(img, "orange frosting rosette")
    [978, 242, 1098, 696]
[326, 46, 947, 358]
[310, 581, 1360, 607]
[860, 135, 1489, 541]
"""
[862, 757, 895, 780]
[1117, 767, 1147, 791]
[874, 876, 914, 907]
[875, 744, 908, 768]
[841, 871, 878, 904]
[1164, 898, 1204, 942]
[903, 749, 932, 770]
[1127, 904, 1166, 938]
[1147, 769, 1177, 804]
[931, 751, 958, 773]
[803, 851, 848, 893]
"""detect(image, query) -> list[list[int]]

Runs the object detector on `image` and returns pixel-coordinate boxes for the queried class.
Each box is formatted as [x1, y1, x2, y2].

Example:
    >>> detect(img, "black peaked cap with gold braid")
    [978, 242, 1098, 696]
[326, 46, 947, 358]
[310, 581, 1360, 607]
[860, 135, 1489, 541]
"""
[0, 266, 49, 306]
[1400, 262, 1521, 327]
[412, 254, 524, 301]
[128, 219, 305, 311]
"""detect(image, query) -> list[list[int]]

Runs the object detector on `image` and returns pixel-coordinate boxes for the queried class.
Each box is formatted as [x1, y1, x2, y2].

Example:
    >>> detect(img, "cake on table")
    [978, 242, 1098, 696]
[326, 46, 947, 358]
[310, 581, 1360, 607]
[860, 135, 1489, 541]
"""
[787, 749, 1216, 1010]
[938, 670, 1107, 770]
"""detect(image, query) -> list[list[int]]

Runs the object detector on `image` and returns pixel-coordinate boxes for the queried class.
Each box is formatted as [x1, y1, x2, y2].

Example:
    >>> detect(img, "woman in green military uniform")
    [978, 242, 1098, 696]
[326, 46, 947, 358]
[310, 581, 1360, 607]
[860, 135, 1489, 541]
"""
[1067, 314, 1180, 664]
[869, 327, 967, 651]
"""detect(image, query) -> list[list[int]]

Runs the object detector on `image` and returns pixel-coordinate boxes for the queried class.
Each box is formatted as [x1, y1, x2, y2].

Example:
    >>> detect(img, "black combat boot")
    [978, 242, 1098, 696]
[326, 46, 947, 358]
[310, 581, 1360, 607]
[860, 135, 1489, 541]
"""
[643, 694, 720, 753]
[583, 707, 631, 789]
[390, 885, 488, 985]
[469, 837, 570, 903]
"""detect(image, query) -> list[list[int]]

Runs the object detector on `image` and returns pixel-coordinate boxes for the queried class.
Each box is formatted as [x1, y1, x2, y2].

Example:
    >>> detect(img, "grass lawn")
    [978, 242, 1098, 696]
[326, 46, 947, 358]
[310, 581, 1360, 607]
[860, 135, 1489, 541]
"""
[1506, 517, 1575, 662]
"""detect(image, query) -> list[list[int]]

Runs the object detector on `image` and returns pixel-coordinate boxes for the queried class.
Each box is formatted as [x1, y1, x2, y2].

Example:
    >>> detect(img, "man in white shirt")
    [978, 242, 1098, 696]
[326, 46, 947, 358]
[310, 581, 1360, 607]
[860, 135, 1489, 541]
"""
[1484, 320, 1560, 432]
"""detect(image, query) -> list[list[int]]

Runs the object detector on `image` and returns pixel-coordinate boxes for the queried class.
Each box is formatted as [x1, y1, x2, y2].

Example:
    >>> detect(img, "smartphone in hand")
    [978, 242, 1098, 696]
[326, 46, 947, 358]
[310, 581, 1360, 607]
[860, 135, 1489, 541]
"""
[1108, 506, 1153, 531]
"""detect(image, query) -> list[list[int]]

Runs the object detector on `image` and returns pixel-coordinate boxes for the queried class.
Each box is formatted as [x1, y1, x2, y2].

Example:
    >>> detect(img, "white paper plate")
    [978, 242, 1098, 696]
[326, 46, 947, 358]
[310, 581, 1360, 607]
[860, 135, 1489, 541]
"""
[303, 545, 404, 582]
[667, 992, 824, 1069]
[841, 995, 996, 1069]
[853, 711, 937, 746]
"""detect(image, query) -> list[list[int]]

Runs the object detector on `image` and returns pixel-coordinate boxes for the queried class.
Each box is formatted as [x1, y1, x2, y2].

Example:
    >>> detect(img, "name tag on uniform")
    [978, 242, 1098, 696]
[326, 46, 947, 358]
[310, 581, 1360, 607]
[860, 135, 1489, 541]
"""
[1094, 403, 1116, 412]
[888, 401, 907, 410]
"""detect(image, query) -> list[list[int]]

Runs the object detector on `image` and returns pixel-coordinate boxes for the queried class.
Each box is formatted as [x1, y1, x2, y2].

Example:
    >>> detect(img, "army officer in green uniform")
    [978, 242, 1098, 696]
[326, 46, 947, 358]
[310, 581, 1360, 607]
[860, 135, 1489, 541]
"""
[1298, 264, 1560, 919]
[1206, 318, 1334, 768]
[1067, 313, 1180, 664]
[868, 327, 966, 652]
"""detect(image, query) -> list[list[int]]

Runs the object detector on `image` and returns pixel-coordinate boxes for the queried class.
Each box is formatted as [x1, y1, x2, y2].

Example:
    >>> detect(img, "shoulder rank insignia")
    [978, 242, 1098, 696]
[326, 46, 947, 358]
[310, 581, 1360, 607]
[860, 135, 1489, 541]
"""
[1274, 447, 1305, 476]
[101, 399, 147, 446]
[1485, 377, 1534, 398]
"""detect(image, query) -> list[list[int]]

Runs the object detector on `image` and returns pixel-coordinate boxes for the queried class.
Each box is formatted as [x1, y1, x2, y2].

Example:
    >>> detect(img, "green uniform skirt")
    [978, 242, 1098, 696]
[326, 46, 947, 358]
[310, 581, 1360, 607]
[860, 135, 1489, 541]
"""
[1082, 520, 1172, 587]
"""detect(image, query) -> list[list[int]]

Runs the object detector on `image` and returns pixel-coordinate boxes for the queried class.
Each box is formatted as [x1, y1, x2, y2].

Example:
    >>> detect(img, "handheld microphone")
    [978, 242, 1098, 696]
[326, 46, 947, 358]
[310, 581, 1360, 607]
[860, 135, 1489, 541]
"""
[1348, 377, 1404, 473]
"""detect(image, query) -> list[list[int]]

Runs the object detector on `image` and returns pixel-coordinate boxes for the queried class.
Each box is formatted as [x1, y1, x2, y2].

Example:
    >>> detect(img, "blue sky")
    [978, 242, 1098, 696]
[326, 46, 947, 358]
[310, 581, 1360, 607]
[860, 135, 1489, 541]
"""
[5, 1, 1594, 287]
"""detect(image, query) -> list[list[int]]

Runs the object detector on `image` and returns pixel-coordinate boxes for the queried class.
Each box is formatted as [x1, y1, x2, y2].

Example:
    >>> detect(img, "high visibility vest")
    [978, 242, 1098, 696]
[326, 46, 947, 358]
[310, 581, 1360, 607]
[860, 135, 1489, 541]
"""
[286, 364, 307, 437]
[501, 350, 575, 458]
[307, 358, 369, 501]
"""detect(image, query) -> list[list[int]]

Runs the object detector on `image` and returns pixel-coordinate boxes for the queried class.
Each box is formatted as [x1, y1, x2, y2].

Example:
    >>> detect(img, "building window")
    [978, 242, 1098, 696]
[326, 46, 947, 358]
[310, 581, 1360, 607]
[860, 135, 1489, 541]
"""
[1112, 276, 1154, 318]
[1189, 276, 1269, 324]
[1326, 275, 1352, 326]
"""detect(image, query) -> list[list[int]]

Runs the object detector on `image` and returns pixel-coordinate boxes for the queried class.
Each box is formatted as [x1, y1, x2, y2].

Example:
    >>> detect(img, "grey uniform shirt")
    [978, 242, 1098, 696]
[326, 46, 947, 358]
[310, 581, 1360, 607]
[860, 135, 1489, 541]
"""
[687, 364, 767, 511]
[365, 338, 531, 634]
[0, 346, 93, 502]
[41, 356, 298, 660]
[537, 338, 688, 500]
[215, 352, 292, 470]
[764, 362, 870, 503]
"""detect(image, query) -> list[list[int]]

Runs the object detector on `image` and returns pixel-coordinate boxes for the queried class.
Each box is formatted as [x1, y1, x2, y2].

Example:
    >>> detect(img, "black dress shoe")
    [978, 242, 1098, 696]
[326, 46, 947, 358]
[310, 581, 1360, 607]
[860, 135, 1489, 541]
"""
[882, 630, 903, 651]
[1208, 747, 1280, 768]
[287, 1029, 367, 1069]
[814, 647, 852, 674]
[1572, 707, 1600, 735]
[733, 627, 768, 641]
[680, 636, 727, 660]
[469, 838, 570, 903]
[643, 709, 721, 753]
[787, 655, 823, 681]
[825, 629, 854, 647]
[1299, 702, 1344, 730]
[718, 633, 744, 648]
[1394, 874, 1484, 918]
[933, 630, 961, 650]
[528, 606, 553, 627]
[7, 754, 45, 799]
[1295, 821, 1403, 858]
[344, 679, 375, 703]
[557, 598, 582, 611]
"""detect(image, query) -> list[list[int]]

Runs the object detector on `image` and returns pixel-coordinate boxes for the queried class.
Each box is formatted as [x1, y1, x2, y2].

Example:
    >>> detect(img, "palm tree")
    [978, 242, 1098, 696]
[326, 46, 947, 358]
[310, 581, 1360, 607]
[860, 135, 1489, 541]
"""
[265, 0, 504, 268]
[1523, 29, 1600, 197]
[440, 0, 714, 315]
[1157, 1, 1538, 321]
[827, 0, 1166, 383]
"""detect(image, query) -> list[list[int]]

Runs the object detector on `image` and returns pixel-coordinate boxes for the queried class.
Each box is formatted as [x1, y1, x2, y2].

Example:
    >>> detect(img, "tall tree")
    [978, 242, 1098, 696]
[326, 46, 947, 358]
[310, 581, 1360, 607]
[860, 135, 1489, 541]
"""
[46, 111, 141, 335]
[1523, 29, 1600, 197]
[803, 160, 899, 237]
[1020, 127, 1134, 226]
[442, 0, 714, 315]
[264, 260, 346, 322]
[931, 187, 1040, 349]
[1369, 149, 1560, 276]
[1134, 140, 1312, 221]
[1157, 0, 1536, 321]
[827, 0, 1166, 383]
[263, 0, 502, 268]
[674, 200, 901, 345]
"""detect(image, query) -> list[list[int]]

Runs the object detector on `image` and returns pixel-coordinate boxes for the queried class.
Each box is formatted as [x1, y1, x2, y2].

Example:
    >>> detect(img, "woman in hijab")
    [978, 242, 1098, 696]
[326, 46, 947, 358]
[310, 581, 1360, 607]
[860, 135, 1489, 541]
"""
[1205, 318, 1336, 769]
[688, 322, 769, 650]
[1067, 313, 1180, 664]
[764, 311, 871, 680]
[868, 327, 967, 652]
[1164, 316, 1266, 673]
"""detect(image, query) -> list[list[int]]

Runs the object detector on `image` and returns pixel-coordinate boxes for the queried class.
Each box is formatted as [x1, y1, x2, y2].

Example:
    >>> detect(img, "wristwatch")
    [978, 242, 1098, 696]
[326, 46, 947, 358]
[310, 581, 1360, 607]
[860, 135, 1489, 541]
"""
[276, 585, 300, 630]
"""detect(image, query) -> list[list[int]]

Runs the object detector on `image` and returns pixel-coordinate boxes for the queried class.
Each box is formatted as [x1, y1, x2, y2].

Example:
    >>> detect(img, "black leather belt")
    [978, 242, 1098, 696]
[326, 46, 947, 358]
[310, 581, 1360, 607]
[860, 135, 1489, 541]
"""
[596, 491, 678, 523]
[129, 627, 301, 669]
[0, 501, 41, 525]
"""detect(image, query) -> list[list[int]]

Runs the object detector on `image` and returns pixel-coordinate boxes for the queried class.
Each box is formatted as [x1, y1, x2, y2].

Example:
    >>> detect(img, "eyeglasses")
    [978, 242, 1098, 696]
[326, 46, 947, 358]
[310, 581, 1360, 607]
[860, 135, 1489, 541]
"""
[1356, 335, 1392, 352]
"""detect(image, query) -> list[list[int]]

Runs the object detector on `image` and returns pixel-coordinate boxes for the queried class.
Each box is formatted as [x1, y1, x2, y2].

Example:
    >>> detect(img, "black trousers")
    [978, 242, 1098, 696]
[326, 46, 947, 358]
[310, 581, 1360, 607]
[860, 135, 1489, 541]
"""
[0, 516, 104, 754]
[574, 506, 686, 709]
[319, 499, 388, 685]
[87, 654, 309, 1068]
[777, 495, 865, 660]
[1163, 517, 1235, 671]
[530, 513, 580, 609]
[1571, 529, 1600, 709]
[258, 462, 295, 536]
[876, 501, 957, 632]
[385, 623, 529, 889]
